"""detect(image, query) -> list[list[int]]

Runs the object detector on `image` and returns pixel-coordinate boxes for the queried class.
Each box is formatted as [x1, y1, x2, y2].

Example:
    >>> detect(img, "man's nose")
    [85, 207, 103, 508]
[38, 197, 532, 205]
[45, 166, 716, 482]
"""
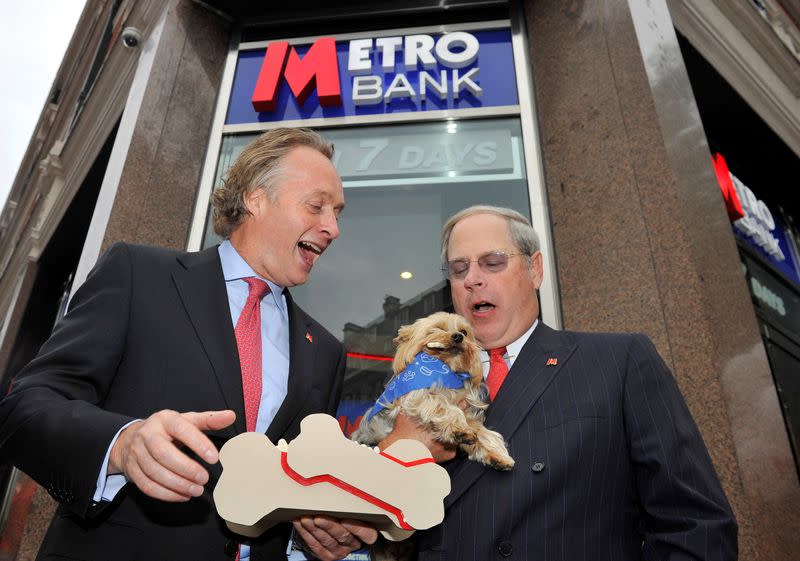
[462, 263, 485, 288]
[321, 210, 340, 240]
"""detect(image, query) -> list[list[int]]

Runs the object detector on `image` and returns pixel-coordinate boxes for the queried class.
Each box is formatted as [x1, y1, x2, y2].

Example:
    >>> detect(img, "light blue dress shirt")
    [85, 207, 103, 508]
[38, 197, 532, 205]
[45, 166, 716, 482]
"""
[218, 239, 291, 436]
[93, 240, 295, 560]
[219, 240, 292, 561]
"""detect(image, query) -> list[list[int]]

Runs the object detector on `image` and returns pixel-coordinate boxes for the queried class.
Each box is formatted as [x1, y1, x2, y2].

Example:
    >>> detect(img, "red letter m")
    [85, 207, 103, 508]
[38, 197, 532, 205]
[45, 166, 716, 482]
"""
[712, 153, 745, 222]
[251, 37, 341, 112]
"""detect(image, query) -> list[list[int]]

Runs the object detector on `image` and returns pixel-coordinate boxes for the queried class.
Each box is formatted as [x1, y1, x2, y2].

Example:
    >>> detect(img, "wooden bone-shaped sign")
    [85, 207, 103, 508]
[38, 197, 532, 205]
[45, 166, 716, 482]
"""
[214, 413, 450, 541]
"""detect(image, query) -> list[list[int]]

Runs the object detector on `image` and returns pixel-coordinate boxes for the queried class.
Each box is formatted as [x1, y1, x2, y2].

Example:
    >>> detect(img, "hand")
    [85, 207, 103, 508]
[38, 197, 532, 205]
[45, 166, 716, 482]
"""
[378, 413, 458, 463]
[293, 515, 378, 561]
[109, 409, 236, 502]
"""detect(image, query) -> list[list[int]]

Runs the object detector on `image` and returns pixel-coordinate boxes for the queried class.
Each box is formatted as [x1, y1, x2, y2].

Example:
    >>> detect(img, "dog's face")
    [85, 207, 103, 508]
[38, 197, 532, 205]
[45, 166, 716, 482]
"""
[392, 312, 483, 383]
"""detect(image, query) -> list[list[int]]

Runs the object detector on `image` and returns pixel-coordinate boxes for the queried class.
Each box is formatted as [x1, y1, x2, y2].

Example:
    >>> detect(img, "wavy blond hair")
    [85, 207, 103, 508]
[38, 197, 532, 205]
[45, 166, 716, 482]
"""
[210, 128, 334, 238]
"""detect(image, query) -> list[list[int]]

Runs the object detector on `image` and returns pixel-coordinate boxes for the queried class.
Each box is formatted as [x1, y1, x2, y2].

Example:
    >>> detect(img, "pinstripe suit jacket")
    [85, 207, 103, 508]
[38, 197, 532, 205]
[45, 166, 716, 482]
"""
[416, 323, 737, 561]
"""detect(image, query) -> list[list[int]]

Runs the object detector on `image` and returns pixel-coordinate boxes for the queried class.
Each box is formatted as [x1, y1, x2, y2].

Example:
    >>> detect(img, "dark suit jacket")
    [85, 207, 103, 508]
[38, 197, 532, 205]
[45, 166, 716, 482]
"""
[0, 243, 346, 561]
[416, 323, 737, 561]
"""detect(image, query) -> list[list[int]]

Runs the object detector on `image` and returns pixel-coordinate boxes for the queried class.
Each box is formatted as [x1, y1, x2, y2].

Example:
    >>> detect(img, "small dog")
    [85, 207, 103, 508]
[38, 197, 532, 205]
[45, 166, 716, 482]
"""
[352, 312, 514, 471]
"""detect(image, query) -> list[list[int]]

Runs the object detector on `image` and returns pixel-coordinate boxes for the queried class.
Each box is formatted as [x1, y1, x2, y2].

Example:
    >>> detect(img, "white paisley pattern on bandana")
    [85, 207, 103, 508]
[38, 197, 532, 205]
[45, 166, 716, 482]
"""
[367, 352, 470, 422]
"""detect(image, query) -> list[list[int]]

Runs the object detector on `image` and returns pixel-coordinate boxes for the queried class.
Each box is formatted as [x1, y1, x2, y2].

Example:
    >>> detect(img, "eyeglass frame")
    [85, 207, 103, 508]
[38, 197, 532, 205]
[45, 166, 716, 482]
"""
[442, 250, 530, 280]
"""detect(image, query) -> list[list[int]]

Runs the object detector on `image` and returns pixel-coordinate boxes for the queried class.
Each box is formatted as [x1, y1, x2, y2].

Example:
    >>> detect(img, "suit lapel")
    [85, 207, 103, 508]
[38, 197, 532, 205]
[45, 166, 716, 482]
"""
[445, 323, 576, 508]
[266, 290, 316, 442]
[173, 247, 245, 435]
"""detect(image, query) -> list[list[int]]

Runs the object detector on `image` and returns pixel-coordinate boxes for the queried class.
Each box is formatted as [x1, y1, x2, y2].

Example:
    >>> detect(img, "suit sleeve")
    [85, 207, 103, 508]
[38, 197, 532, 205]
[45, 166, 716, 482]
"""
[0, 243, 137, 517]
[623, 334, 737, 560]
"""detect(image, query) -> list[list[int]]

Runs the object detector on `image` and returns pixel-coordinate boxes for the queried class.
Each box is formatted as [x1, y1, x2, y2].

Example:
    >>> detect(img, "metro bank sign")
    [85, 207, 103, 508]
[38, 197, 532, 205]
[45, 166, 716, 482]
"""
[225, 28, 517, 125]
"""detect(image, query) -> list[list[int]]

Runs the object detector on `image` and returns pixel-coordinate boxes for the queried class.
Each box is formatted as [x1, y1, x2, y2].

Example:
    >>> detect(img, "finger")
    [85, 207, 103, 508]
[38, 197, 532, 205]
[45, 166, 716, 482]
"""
[126, 458, 192, 502]
[431, 441, 458, 463]
[135, 438, 206, 498]
[163, 414, 220, 464]
[293, 517, 355, 560]
[436, 446, 457, 463]
[182, 410, 236, 432]
[341, 519, 378, 545]
[310, 516, 361, 550]
[293, 520, 345, 561]
[139, 426, 210, 486]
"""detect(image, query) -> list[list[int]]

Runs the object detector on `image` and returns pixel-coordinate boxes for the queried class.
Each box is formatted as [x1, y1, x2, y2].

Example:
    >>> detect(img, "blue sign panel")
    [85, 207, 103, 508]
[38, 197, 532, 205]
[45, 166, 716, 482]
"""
[735, 219, 800, 286]
[226, 29, 518, 125]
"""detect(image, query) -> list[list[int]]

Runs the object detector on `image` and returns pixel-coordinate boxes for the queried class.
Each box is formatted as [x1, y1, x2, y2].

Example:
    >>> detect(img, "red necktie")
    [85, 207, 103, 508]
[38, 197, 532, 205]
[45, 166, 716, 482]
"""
[235, 277, 270, 432]
[487, 347, 509, 401]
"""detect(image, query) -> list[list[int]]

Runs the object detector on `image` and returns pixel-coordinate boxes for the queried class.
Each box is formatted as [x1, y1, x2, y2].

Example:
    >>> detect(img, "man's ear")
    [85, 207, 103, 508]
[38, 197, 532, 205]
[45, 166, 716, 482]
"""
[242, 187, 263, 216]
[530, 251, 544, 290]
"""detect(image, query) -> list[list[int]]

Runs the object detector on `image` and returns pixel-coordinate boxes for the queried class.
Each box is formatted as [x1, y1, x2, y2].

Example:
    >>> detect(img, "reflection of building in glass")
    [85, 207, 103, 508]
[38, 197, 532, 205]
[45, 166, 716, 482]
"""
[337, 281, 452, 433]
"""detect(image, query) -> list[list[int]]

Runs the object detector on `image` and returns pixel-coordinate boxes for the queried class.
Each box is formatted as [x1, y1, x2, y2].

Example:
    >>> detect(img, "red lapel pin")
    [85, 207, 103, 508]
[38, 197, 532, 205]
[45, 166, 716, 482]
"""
[546, 357, 557, 366]
[305, 332, 313, 343]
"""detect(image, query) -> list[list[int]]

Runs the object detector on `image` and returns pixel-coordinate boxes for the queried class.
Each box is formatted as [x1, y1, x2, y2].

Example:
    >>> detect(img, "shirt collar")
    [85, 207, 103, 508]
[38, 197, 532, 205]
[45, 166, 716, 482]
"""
[480, 319, 539, 367]
[506, 319, 538, 363]
[218, 240, 286, 311]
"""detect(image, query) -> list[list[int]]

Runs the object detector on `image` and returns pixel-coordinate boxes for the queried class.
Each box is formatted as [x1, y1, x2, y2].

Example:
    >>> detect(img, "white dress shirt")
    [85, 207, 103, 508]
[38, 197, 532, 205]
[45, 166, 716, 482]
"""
[479, 319, 539, 378]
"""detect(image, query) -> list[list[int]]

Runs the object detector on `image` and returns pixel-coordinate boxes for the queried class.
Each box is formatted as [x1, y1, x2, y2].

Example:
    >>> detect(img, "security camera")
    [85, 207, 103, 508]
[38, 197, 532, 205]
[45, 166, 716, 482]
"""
[121, 27, 141, 48]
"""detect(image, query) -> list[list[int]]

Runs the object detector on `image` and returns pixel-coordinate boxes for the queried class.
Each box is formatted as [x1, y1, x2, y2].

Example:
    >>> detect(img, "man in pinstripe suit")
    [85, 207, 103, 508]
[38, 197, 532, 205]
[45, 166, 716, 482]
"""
[392, 205, 737, 560]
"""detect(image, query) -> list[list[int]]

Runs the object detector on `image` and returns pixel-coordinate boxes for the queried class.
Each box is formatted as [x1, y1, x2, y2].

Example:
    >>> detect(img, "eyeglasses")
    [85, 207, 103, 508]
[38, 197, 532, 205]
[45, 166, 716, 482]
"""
[442, 251, 526, 280]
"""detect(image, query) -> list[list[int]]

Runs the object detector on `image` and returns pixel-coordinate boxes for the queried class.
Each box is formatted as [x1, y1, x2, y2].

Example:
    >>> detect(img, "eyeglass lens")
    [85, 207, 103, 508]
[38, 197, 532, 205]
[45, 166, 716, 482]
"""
[446, 252, 511, 279]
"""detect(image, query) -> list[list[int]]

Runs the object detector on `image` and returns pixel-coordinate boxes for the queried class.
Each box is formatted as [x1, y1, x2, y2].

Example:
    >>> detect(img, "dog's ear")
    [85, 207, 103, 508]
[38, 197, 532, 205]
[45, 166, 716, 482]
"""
[393, 324, 413, 347]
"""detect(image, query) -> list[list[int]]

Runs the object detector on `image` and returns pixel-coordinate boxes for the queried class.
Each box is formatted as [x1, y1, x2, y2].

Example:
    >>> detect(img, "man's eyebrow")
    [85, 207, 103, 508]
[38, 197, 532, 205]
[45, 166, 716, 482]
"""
[311, 189, 342, 202]
[316, 190, 345, 212]
[449, 249, 505, 260]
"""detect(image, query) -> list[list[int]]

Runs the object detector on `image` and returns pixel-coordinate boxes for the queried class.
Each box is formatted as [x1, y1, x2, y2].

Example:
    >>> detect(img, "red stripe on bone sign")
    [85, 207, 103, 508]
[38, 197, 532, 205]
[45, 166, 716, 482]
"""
[280, 451, 415, 530]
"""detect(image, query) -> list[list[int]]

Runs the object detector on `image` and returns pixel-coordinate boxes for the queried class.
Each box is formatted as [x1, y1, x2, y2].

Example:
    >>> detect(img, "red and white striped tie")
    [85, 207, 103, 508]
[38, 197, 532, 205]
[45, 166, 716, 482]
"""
[234, 277, 270, 432]
[486, 347, 509, 401]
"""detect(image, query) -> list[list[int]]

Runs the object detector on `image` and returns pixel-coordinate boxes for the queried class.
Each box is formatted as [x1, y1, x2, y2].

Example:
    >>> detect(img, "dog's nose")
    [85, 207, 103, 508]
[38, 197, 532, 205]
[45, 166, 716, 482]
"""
[451, 332, 464, 344]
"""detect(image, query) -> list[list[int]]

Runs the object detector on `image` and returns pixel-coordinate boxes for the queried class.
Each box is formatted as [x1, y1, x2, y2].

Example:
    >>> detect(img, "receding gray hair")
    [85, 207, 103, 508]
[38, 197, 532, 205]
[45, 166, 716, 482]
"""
[440, 205, 541, 263]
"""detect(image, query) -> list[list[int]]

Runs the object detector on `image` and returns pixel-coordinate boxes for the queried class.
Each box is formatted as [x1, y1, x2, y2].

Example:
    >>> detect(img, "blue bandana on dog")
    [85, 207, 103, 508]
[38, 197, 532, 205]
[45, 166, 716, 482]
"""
[366, 352, 471, 422]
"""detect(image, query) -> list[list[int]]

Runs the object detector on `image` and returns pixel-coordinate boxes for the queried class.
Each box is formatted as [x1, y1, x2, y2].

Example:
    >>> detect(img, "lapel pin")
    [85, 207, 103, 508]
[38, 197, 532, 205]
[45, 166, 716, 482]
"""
[546, 357, 558, 366]
[305, 332, 313, 343]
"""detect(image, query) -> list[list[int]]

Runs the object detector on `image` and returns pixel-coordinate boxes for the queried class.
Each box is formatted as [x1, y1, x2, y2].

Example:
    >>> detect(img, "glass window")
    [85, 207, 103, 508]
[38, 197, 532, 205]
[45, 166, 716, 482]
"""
[202, 118, 531, 432]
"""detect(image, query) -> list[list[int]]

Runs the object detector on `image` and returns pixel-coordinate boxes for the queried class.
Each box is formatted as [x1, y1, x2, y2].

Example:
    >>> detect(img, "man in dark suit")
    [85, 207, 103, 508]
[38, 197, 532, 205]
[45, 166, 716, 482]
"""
[384, 205, 737, 560]
[0, 128, 376, 561]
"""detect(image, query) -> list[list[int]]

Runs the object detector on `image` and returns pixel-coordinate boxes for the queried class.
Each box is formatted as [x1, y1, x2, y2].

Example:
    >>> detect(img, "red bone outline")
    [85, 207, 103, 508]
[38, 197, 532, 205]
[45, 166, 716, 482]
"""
[214, 414, 448, 541]
[280, 452, 423, 530]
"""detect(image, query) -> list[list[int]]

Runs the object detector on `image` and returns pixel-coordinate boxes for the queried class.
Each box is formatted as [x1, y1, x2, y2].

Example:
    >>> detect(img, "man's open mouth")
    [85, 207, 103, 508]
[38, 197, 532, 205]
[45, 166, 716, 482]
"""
[473, 301, 495, 312]
[298, 241, 322, 255]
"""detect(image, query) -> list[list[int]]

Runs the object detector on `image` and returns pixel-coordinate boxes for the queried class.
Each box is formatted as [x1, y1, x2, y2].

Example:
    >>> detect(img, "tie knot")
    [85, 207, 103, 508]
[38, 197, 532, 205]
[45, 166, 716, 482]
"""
[489, 347, 507, 359]
[243, 277, 270, 300]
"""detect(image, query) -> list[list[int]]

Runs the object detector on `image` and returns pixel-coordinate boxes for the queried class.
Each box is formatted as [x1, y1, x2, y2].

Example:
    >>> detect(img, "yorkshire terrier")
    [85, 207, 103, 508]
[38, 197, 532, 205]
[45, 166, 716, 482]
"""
[352, 311, 514, 471]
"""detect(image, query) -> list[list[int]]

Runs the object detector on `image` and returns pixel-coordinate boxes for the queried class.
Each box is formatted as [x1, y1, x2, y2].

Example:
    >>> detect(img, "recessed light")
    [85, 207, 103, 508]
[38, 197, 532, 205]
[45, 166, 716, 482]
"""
[400, 271, 413, 280]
